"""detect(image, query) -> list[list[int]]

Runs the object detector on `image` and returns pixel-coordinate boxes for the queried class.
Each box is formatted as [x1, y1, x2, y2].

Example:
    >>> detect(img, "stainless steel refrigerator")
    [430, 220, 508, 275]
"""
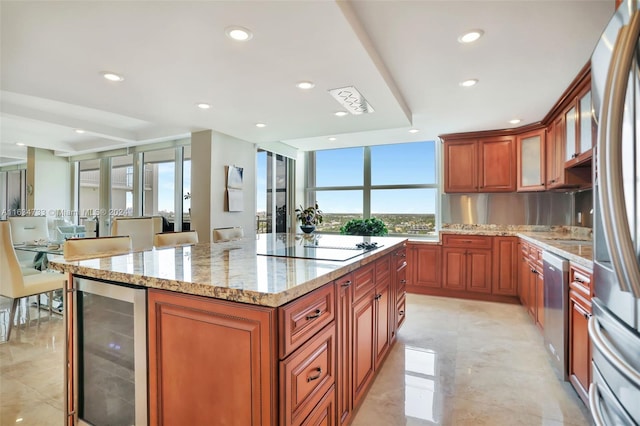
[590, 0, 640, 424]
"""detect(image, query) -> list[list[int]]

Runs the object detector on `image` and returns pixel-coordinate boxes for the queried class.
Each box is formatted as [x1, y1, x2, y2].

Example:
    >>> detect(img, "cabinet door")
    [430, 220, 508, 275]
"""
[442, 248, 466, 291]
[411, 245, 441, 288]
[478, 137, 516, 192]
[577, 89, 595, 163]
[549, 115, 566, 187]
[519, 253, 530, 306]
[569, 295, 591, 403]
[516, 129, 546, 191]
[374, 278, 391, 370]
[492, 237, 518, 296]
[335, 277, 352, 426]
[351, 291, 375, 407]
[466, 249, 492, 293]
[564, 105, 577, 163]
[527, 263, 537, 321]
[444, 140, 477, 192]
[147, 289, 276, 426]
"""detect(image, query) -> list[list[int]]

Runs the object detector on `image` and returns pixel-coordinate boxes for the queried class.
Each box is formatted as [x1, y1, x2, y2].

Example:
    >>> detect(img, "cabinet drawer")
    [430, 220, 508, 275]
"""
[300, 386, 335, 426]
[570, 265, 592, 296]
[279, 283, 335, 359]
[280, 324, 335, 426]
[353, 263, 375, 302]
[442, 234, 492, 249]
[393, 246, 407, 270]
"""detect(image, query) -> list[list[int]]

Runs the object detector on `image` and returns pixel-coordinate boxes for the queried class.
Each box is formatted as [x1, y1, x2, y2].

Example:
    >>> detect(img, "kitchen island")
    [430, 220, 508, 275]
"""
[50, 233, 408, 426]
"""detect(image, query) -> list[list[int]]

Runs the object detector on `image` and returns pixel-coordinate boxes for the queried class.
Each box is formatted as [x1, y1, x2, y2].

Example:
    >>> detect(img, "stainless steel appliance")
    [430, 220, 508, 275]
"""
[543, 251, 570, 381]
[65, 277, 147, 425]
[590, 0, 640, 423]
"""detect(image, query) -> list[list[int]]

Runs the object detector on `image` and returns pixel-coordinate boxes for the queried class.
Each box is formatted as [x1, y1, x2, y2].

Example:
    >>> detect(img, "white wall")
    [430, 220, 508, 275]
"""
[27, 147, 71, 214]
[191, 130, 257, 243]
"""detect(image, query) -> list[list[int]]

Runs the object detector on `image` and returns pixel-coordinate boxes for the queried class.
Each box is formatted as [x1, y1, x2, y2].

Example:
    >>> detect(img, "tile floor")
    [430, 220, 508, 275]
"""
[0, 294, 592, 425]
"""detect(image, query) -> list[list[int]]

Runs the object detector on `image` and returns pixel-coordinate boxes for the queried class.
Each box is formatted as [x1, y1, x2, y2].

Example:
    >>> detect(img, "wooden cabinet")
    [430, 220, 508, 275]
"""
[569, 264, 593, 406]
[351, 287, 375, 407]
[442, 235, 492, 294]
[391, 245, 408, 342]
[443, 137, 516, 193]
[147, 289, 277, 426]
[516, 128, 546, 191]
[564, 86, 595, 167]
[409, 244, 441, 289]
[492, 237, 518, 296]
[335, 275, 352, 425]
[518, 240, 544, 328]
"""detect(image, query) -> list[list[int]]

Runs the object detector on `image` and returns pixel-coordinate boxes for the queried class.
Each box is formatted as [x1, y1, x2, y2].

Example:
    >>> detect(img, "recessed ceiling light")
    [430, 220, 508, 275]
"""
[16, 142, 25, 146]
[458, 30, 484, 44]
[334, 111, 348, 117]
[74, 129, 85, 134]
[256, 123, 266, 128]
[197, 103, 211, 109]
[225, 26, 253, 41]
[328, 137, 337, 141]
[102, 72, 124, 82]
[459, 79, 479, 87]
[509, 119, 522, 124]
[296, 81, 315, 90]
[409, 129, 420, 134]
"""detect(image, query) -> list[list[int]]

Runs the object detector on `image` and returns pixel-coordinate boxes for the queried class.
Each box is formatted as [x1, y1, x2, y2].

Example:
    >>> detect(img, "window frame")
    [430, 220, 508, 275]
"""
[304, 141, 440, 238]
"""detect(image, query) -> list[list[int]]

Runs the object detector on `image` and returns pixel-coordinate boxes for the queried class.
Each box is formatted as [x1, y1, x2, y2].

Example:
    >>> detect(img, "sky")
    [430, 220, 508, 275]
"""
[258, 141, 438, 215]
[156, 160, 190, 212]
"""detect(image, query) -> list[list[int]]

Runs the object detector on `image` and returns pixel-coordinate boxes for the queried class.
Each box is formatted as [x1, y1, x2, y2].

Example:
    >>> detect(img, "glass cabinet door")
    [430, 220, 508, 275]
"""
[578, 91, 593, 154]
[517, 130, 545, 191]
[564, 106, 577, 162]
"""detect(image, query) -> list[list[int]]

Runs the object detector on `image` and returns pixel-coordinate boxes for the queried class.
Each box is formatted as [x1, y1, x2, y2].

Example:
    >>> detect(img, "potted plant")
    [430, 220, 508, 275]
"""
[340, 217, 388, 236]
[295, 202, 323, 233]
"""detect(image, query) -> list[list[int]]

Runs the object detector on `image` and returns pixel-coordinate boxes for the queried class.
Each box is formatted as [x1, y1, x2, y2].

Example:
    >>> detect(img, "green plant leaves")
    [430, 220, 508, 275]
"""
[339, 218, 388, 236]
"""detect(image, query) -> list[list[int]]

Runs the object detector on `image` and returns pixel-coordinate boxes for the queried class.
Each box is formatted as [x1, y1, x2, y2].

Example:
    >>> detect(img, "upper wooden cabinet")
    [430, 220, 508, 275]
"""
[516, 128, 546, 192]
[564, 86, 595, 167]
[443, 136, 516, 193]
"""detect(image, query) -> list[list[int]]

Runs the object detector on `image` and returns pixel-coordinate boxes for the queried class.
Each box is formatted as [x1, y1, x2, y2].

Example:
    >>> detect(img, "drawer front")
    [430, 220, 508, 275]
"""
[393, 246, 407, 270]
[353, 263, 375, 302]
[570, 265, 592, 296]
[281, 324, 336, 426]
[279, 283, 335, 358]
[442, 234, 492, 249]
[299, 386, 335, 426]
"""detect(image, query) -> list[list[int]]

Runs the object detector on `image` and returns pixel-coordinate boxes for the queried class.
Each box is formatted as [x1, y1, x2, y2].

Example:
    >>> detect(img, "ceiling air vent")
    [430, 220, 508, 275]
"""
[328, 86, 375, 115]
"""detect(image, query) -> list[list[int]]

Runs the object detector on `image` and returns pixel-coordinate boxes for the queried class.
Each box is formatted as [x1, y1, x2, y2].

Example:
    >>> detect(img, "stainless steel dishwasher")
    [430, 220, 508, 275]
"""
[543, 251, 570, 381]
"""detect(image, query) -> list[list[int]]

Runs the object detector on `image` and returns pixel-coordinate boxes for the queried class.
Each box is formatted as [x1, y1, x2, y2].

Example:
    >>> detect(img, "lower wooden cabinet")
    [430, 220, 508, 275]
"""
[409, 244, 441, 289]
[568, 264, 593, 406]
[492, 237, 518, 296]
[442, 247, 492, 294]
[147, 289, 277, 426]
[148, 249, 405, 426]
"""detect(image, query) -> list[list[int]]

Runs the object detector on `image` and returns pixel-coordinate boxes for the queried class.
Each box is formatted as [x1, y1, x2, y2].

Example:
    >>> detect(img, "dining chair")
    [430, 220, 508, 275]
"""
[7, 216, 50, 244]
[212, 226, 244, 242]
[111, 217, 154, 251]
[63, 236, 132, 261]
[0, 221, 66, 341]
[153, 231, 199, 248]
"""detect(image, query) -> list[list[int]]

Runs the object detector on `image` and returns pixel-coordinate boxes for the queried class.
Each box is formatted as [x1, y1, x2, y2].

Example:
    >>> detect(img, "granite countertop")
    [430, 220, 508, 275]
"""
[49, 233, 407, 307]
[411, 225, 593, 269]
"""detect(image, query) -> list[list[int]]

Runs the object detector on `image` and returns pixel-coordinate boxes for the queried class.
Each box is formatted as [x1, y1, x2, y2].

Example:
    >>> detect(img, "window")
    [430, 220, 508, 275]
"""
[143, 148, 176, 221]
[256, 149, 291, 234]
[307, 141, 439, 236]
[111, 154, 134, 216]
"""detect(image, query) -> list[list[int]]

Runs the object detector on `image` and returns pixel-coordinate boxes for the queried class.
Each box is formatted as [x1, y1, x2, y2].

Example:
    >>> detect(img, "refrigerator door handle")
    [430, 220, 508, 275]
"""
[588, 383, 607, 426]
[598, 9, 640, 297]
[588, 316, 640, 387]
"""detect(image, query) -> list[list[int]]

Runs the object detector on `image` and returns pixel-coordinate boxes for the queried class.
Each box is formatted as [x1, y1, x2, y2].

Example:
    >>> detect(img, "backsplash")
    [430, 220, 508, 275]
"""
[441, 191, 592, 227]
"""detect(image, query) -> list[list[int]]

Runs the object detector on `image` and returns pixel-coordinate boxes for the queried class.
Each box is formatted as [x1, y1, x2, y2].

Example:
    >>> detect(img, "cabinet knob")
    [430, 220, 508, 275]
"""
[341, 280, 352, 287]
[305, 309, 322, 320]
[399, 310, 405, 316]
[306, 367, 323, 382]
[374, 294, 382, 301]
[400, 279, 407, 284]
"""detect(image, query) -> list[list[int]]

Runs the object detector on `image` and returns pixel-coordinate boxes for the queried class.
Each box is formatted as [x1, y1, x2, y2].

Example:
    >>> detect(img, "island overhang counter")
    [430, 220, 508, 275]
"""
[49, 233, 408, 426]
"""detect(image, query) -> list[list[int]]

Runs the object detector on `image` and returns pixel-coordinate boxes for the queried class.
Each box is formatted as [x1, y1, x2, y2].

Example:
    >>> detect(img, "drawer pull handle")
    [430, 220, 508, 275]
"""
[341, 280, 352, 287]
[400, 279, 407, 284]
[306, 309, 322, 320]
[574, 277, 584, 284]
[374, 294, 382, 301]
[307, 367, 322, 382]
[399, 310, 405, 315]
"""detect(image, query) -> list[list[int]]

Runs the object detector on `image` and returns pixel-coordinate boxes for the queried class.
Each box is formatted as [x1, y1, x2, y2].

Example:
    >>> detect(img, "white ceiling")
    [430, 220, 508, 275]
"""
[0, 0, 613, 165]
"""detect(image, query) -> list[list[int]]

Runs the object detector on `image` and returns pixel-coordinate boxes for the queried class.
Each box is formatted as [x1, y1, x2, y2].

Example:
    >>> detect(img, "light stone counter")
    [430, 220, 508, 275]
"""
[49, 233, 407, 307]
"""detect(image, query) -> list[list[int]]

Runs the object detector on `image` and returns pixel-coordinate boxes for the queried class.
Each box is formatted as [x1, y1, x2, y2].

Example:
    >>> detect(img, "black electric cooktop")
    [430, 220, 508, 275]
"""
[257, 235, 383, 262]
